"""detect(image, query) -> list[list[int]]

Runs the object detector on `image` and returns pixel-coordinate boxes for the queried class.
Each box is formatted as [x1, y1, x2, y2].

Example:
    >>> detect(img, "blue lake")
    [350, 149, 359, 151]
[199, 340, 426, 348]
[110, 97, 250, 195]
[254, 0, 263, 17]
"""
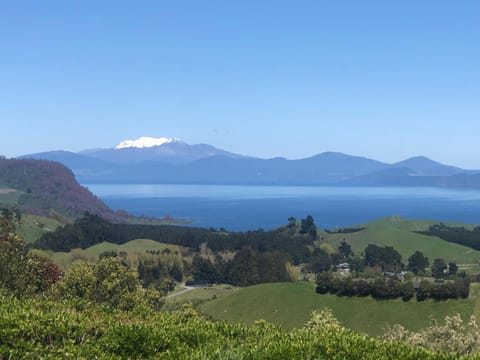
[84, 184, 480, 231]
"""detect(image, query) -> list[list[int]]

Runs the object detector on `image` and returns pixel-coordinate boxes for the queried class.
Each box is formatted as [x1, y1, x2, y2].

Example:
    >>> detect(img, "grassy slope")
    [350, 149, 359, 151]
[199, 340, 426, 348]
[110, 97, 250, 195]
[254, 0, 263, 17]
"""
[166, 284, 237, 305]
[1, 189, 64, 243]
[17, 214, 63, 243]
[200, 281, 476, 337]
[320, 216, 480, 264]
[49, 238, 184, 270]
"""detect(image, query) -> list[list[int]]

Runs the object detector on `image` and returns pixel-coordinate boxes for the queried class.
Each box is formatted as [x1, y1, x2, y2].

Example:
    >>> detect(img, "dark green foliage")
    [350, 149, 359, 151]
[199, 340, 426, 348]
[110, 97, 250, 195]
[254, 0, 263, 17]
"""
[349, 256, 366, 273]
[448, 262, 458, 277]
[338, 241, 353, 258]
[400, 281, 415, 302]
[300, 215, 316, 237]
[194, 248, 292, 286]
[0, 211, 61, 296]
[35, 213, 314, 264]
[370, 278, 403, 300]
[99, 250, 118, 258]
[138, 250, 184, 289]
[364, 244, 403, 272]
[407, 251, 429, 275]
[418, 223, 480, 251]
[309, 248, 332, 273]
[416, 280, 433, 301]
[355, 279, 371, 297]
[0, 296, 470, 359]
[53, 257, 163, 310]
[325, 227, 366, 234]
[192, 254, 219, 283]
[315, 272, 332, 294]
[287, 216, 297, 229]
[432, 258, 448, 279]
[315, 273, 468, 301]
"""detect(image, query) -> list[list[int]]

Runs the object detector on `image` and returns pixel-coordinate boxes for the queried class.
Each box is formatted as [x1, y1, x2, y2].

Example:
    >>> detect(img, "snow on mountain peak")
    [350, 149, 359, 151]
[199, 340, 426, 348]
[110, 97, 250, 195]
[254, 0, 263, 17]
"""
[115, 136, 179, 149]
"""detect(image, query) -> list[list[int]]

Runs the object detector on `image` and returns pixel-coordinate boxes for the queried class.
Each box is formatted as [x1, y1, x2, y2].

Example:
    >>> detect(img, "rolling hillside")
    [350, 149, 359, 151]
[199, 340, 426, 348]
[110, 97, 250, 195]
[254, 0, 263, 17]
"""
[320, 216, 480, 265]
[200, 282, 478, 337]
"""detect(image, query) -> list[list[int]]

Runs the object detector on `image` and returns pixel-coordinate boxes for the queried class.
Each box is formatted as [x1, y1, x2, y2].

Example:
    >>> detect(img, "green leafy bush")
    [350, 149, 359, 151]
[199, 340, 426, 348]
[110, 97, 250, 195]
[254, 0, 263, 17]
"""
[52, 257, 163, 310]
[1, 297, 478, 359]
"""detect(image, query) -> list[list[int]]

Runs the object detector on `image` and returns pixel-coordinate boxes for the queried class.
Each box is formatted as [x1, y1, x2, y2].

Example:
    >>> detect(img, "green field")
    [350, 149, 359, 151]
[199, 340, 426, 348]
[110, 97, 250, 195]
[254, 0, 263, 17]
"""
[16, 214, 63, 243]
[320, 216, 480, 265]
[49, 239, 185, 270]
[163, 284, 239, 313]
[1, 189, 65, 243]
[201, 281, 477, 337]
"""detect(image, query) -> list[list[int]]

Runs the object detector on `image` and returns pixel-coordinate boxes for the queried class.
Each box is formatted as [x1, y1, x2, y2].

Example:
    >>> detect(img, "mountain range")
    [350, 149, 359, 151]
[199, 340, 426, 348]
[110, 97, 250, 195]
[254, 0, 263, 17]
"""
[19, 137, 480, 189]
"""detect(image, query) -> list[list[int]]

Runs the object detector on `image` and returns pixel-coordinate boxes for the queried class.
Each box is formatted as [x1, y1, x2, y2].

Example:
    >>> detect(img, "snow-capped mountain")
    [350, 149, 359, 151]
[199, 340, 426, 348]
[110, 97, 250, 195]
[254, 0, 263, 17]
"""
[115, 136, 180, 149]
[19, 138, 480, 188]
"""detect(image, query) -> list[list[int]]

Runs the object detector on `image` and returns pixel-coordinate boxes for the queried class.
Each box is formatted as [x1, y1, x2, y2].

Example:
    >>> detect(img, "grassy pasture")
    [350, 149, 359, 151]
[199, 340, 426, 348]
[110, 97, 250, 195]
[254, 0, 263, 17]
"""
[320, 216, 480, 265]
[200, 281, 477, 337]
[17, 214, 63, 243]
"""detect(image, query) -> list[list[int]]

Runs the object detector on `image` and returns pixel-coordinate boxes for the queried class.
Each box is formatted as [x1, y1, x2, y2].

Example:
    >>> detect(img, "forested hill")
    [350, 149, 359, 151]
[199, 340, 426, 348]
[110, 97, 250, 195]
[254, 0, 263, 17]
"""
[0, 157, 118, 221]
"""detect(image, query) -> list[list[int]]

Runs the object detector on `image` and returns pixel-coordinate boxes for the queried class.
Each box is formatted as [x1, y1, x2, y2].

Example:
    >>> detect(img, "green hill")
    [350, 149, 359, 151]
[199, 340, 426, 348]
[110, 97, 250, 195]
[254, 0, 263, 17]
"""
[48, 238, 184, 270]
[320, 216, 480, 265]
[17, 214, 63, 243]
[201, 281, 478, 337]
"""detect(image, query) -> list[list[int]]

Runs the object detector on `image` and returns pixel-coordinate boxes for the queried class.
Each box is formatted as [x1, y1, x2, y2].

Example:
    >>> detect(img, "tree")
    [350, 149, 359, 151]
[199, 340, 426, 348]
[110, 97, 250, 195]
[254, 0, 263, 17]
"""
[0, 210, 60, 296]
[53, 257, 156, 310]
[416, 280, 433, 301]
[287, 217, 297, 230]
[448, 262, 458, 277]
[315, 272, 333, 294]
[0, 210, 28, 295]
[338, 241, 352, 259]
[227, 248, 259, 286]
[309, 248, 332, 273]
[27, 254, 62, 292]
[349, 256, 365, 273]
[431, 258, 447, 279]
[364, 244, 403, 272]
[300, 215, 315, 235]
[407, 251, 429, 275]
[400, 281, 415, 301]
[192, 254, 219, 283]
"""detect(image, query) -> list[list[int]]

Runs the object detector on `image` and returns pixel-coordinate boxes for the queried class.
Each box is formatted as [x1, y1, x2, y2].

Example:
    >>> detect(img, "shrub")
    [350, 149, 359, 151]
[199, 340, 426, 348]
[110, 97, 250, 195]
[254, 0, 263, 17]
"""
[52, 257, 162, 310]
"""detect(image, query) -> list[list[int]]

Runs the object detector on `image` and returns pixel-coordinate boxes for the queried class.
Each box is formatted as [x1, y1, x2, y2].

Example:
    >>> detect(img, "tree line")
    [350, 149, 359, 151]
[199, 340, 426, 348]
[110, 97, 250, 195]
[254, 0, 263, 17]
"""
[34, 212, 316, 265]
[418, 223, 480, 251]
[316, 272, 470, 301]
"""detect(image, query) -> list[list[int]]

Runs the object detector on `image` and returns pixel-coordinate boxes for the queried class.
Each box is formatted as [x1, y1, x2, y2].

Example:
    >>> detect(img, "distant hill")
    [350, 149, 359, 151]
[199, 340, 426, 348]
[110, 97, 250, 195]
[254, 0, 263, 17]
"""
[20, 138, 480, 188]
[392, 156, 464, 176]
[0, 157, 119, 221]
[82, 141, 248, 165]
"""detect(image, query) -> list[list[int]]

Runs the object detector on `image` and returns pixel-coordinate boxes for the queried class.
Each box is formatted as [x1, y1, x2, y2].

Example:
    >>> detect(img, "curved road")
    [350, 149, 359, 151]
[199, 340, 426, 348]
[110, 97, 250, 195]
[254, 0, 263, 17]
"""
[165, 285, 194, 299]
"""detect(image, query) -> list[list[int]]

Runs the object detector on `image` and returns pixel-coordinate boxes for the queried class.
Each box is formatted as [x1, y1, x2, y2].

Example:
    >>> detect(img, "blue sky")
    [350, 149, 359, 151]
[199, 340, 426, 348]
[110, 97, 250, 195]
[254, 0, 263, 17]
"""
[1, 1, 479, 167]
